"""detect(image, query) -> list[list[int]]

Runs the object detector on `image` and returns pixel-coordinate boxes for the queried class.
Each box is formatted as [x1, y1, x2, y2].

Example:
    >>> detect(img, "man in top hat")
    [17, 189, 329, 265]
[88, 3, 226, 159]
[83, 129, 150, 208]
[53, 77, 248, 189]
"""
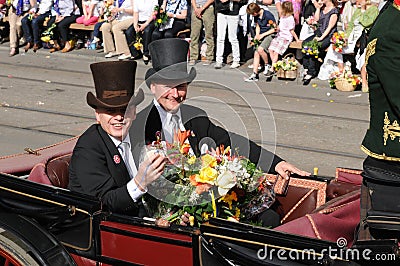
[130, 38, 309, 199]
[68, 61, 166, 216]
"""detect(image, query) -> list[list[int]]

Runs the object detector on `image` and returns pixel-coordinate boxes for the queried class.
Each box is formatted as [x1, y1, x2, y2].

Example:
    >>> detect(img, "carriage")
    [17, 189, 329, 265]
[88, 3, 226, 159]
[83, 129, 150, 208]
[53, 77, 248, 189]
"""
[0, 137, 398, 266]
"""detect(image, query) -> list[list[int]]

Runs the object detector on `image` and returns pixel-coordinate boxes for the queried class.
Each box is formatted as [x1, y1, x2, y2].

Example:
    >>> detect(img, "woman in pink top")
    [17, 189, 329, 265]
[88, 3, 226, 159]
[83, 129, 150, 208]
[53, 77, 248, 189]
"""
[76, 0, 99, 26]
[267, 1, 299, 76]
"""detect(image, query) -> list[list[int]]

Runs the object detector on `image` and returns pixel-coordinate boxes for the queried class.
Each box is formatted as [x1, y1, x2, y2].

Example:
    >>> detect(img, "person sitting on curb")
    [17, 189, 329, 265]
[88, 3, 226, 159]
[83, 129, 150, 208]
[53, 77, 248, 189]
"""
[245, 2, 276, 82]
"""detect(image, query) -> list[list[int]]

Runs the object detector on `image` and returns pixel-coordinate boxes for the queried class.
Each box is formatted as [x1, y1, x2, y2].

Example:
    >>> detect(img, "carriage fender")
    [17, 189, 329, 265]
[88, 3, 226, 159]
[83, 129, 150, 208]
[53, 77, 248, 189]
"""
[0, 212, 77, 265]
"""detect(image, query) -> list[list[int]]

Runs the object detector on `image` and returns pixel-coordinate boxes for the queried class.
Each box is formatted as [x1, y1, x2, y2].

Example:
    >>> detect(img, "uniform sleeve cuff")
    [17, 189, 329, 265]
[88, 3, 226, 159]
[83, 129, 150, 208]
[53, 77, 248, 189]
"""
[127, 179, 147, 202]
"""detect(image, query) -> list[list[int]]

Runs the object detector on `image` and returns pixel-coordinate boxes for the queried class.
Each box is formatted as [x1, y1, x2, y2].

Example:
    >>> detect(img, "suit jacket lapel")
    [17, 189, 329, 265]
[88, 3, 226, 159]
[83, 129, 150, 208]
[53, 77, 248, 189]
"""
[97, 126, 130, 187]
[130, 104, 162, 168]
[145, 105, 163, 143]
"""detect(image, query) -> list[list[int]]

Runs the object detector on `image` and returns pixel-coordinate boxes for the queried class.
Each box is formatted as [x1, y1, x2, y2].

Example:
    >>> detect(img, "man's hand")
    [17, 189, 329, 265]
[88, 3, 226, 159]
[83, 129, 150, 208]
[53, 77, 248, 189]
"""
[274, 161, 310, 179]
[138, 23, 147, 31]
[194, 7, 203, 18]
[134, 151, 166, 190]
[180, 212, 192, 226]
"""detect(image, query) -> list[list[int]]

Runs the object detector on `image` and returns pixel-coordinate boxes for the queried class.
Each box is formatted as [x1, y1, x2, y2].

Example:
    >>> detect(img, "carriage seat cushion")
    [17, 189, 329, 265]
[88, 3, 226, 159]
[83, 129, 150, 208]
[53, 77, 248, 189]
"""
[326, 180, 360, 200]
[270, 175, 360, 225]
[28, 154, 71, 188]
[275, 191, 360, 246]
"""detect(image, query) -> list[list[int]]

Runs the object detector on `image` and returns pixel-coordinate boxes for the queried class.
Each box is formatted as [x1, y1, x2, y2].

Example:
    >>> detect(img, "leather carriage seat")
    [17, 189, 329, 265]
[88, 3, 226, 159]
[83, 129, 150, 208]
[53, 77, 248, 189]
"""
[27, 154, 71, 189]
[326, 180, 360, 200]
[272, 177, 361, 224]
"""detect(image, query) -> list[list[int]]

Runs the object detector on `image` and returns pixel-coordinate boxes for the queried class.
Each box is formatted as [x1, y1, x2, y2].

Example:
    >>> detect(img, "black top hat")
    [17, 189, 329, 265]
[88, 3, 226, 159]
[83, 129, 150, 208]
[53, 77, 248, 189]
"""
[87, 61, 144, 109]
[145, 38, 196, 87]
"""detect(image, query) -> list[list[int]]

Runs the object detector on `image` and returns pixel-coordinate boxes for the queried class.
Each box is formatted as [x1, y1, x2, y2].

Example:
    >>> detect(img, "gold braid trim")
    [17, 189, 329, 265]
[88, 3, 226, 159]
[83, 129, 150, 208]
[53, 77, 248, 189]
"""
[281, 189, 315, 223]
[361, 145, 400, 161]
[318, 201, 353, 214]
[383, 112, 400, 145]
[305, 214, 321, 239]
[365, 38, 377, 66]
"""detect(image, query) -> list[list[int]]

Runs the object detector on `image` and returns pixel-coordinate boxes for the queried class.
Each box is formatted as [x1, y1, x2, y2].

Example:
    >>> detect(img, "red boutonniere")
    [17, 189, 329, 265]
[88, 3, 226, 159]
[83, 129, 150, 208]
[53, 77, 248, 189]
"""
[113, 155, 121, 164]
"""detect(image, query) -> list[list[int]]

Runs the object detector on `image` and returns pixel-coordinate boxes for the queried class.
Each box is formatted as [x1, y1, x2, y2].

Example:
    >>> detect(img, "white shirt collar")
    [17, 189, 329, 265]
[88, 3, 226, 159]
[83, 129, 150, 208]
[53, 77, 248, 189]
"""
[153, 99, 184, 142]
[153, 98, 183, 125]
[109, 133, 131, 147]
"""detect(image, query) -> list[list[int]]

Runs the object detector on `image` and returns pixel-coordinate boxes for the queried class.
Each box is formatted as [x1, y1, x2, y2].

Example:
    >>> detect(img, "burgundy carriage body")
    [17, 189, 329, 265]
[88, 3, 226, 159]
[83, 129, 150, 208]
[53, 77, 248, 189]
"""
[0, 137, 397, 265]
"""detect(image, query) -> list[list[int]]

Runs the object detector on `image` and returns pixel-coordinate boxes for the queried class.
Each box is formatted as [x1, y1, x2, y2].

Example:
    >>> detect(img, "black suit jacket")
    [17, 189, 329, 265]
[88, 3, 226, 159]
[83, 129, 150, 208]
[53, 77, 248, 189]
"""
[129, 103, 283, 173]
[68, 124, 141, 215]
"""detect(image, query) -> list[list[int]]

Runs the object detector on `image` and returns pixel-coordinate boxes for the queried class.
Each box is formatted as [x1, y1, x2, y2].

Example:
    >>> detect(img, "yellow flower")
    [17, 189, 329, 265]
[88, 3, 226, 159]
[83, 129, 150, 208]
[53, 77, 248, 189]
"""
[219, 191, 238, 209]
[41, 36, 50, 42]
[187, 155, 196, 165]
[235, 207, 240, 217]
[223, 146, 231, 156]
[157, 18, 162, 24]
[202, 212, 210, 220]
[196, 167, 218, 184]
[201, 154, 217, 168]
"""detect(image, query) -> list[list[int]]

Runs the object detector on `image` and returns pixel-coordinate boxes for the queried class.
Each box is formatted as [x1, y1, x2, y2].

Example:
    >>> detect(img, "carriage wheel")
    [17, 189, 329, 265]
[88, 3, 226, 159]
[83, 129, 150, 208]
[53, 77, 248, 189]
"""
[0, 227, 40, 266]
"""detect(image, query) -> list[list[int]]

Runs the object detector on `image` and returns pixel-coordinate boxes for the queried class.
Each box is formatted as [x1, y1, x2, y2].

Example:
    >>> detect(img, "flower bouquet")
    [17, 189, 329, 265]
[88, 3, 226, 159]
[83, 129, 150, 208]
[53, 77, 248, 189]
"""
[40, 23, 57, 43]
[103, 0, 117, 22]
[130, 32, 143, 51]
[305, 16, 318, 30]
[250, 37, 261, 48]
[329, 62, 361, 91]
[273, 54, 298, 79]
[302, 39, 321, 58]
[143, 130, 275, 227]
[330, 31, 346, 53]
[153, 5, 168, 28]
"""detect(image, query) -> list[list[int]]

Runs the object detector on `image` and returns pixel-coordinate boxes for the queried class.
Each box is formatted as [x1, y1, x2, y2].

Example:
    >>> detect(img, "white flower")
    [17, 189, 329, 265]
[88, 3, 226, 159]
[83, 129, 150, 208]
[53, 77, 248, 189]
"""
[215, 170, 237, 196]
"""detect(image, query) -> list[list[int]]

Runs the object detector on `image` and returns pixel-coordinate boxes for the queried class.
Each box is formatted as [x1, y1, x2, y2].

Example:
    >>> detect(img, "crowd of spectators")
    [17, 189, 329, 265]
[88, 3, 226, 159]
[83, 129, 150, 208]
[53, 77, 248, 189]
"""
[0, 0, 388, 88]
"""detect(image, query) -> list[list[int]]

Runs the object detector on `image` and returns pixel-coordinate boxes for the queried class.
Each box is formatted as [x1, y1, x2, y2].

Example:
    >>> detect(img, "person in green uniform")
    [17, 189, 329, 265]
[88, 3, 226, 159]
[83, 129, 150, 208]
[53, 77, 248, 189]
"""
[360, 0, 400, 239]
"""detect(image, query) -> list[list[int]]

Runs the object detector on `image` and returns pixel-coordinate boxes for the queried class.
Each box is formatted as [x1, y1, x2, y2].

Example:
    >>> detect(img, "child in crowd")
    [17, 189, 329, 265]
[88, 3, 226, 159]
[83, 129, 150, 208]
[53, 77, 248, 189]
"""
[245, 2, 276, 82]
[76, 0, 100, 26]
[90, 0, 112, 45]
[267, 1, 299, 76]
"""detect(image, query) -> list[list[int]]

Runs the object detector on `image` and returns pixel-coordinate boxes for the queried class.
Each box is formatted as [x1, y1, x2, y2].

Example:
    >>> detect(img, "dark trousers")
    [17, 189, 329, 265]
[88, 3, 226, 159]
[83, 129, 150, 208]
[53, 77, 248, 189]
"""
[302, 34, 331, 77]
[93, 21, 105, 39]
[21, 11, 51, 44]
[47, 15, 78, 42]
[125, 24, 141, 58]
[125, 21, 155, 57]
[151, 19, 186, 42]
